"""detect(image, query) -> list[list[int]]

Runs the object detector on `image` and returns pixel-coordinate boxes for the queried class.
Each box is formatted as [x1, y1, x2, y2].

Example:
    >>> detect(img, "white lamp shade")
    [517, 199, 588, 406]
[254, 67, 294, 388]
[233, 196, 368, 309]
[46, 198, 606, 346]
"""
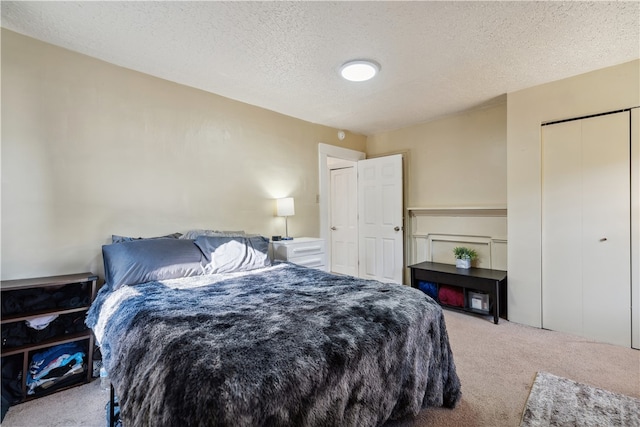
[276, 197, 295, 217]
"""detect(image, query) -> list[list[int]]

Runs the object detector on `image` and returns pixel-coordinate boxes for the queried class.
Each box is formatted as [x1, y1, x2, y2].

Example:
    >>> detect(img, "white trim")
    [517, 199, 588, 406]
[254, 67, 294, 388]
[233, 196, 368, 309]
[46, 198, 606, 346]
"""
[409, 233, 507, 270]
[631, 108, 639, 349]
[408, 206, 507, 216]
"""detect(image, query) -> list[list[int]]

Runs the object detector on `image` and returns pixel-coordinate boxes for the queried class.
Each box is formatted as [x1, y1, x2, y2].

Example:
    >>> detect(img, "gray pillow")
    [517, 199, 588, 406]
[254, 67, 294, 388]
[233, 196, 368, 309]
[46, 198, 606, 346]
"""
[180, 230, 246, 239]
[103, 239, 206, 290]
[194, 235, 271, 274]
[111, 232, 182, 244]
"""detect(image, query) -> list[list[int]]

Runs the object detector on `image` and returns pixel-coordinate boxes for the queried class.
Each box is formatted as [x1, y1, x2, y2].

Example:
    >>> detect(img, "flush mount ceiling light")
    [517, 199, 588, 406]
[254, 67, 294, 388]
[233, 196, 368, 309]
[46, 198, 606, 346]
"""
[340, 60, 380, 82]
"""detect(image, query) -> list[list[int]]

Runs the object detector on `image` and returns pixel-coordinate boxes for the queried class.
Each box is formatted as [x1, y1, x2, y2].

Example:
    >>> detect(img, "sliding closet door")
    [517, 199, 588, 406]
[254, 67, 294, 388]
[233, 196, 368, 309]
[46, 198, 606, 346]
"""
[542, 120, 583, 337]
[542, 111, 630, 347]
[580, 114, 630, 345]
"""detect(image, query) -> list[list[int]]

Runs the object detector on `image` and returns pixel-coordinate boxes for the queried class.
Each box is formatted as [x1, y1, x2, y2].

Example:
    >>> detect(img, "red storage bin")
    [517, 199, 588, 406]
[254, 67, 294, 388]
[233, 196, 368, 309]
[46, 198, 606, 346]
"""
[438, 285, 464, 307]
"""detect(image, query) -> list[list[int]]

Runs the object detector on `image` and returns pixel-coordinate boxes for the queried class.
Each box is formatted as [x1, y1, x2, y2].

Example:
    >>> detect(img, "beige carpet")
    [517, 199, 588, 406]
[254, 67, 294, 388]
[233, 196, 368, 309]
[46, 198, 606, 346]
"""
[3, 310, 639, 427]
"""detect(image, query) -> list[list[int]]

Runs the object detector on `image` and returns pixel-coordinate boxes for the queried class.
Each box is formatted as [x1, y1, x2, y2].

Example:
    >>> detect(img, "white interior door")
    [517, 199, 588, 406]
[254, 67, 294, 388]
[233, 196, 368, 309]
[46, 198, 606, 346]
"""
[318, 144, 366, 274]
[329, 166, 358, 276]
[357, 154, 403, 283]
[542, 111, 631, 347]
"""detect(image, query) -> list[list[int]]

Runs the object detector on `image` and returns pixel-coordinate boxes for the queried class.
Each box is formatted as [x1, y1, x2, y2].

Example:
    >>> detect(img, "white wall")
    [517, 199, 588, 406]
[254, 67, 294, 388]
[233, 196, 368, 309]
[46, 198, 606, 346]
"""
[0, 29, 366, 280]
[507, 60, 640, 328]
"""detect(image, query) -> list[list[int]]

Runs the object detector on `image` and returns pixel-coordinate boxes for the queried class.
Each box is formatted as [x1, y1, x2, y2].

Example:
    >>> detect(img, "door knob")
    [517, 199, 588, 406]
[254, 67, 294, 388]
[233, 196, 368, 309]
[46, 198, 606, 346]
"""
[599, 237, 607, 242]
[330, 226, 337, 231]
[394, 226, 400, 232]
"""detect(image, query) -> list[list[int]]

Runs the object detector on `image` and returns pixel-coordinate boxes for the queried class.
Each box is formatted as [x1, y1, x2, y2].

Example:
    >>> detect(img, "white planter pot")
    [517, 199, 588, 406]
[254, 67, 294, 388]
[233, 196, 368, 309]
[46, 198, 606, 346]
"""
[456, 258, 471, 269]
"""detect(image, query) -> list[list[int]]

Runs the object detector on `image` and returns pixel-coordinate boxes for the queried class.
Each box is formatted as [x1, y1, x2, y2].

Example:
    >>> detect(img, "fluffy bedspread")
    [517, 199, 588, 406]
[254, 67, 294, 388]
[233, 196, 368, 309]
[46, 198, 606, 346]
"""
[86, 263, 461, 427]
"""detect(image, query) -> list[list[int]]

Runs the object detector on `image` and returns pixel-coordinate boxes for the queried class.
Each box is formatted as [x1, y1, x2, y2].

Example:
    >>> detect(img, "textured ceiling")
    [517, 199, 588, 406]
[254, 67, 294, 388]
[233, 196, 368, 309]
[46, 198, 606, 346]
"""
[2, 1, 639, 135]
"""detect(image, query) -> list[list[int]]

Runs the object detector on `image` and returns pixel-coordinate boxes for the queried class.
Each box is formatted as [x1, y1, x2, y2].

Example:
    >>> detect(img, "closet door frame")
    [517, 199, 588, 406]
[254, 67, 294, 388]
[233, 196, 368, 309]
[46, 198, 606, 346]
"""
[632, 108, 640, 349]
[542, 110, 632, 347]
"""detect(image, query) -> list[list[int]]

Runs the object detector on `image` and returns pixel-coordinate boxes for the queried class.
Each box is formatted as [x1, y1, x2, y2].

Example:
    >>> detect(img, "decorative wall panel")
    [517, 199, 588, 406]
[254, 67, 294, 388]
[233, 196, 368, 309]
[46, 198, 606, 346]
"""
[408, 207, 507, 270]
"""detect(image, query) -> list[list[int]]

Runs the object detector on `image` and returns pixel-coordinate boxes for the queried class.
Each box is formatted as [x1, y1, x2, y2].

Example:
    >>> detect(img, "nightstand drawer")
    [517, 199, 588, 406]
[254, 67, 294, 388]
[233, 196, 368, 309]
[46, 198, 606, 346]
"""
[288, 254, 325, 269]
[271, 237, 326, 271]
[273, 239, 325, 260]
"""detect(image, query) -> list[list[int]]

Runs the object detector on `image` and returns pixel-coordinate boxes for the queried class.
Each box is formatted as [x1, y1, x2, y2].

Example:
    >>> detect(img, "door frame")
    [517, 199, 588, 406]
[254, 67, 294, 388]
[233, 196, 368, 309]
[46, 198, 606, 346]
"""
[319, 143, 410, 283]
[632, 107, 639, 349]
[540, 109, 637, 348]
[318, 143, 366, 270]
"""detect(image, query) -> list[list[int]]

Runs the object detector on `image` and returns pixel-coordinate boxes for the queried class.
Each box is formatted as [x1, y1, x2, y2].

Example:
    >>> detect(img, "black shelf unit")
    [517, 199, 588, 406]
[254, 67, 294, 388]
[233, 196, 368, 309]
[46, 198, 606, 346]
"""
[409, 261, 507, 324]
[1, 272, 98, 402]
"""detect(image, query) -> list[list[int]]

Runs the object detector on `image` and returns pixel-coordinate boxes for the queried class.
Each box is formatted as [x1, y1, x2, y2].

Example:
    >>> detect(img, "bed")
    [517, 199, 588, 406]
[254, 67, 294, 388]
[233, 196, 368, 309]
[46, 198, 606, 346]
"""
[86, 232, 461, 426]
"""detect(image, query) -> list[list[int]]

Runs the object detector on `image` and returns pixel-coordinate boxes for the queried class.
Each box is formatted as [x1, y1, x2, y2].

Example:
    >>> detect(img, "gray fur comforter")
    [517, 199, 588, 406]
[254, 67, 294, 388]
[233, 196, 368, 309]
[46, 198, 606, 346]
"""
[86, 262, 461, 427]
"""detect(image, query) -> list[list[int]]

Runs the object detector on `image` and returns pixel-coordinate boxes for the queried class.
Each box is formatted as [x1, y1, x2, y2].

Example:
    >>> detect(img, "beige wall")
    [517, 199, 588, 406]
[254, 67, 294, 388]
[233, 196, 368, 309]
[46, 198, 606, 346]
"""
[0, 29, 366, 280]
[4, 29, 637, 333]
[367, 60, 640, 334]
[507, 59, 640, 328]
[367, 103, 507, 208]
[367, 103, 508, 280]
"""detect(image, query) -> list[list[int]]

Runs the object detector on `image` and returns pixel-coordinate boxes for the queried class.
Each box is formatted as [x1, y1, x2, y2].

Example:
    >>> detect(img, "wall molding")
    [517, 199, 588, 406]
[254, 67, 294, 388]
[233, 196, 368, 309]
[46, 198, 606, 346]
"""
[408, 207, 507, 270]
[408, 206, 507, 217]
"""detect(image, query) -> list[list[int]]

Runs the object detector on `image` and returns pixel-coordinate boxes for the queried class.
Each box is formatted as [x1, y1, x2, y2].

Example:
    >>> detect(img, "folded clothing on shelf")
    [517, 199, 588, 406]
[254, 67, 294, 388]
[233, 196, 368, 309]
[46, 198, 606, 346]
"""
[2, 312, 88, 349]
[2, 283, 90, 315]
[25, 314, 59, 330]
[27, 342, 85, 395]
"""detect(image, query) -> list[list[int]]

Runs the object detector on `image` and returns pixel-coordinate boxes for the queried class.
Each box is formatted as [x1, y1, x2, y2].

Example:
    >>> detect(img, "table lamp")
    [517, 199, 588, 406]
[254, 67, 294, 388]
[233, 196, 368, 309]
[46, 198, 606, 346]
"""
[276, 197, 295, 240]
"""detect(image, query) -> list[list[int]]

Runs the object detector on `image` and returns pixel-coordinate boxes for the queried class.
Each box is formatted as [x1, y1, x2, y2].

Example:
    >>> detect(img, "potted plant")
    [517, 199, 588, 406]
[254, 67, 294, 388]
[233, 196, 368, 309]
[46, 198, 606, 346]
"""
[453, 246, 477, 269]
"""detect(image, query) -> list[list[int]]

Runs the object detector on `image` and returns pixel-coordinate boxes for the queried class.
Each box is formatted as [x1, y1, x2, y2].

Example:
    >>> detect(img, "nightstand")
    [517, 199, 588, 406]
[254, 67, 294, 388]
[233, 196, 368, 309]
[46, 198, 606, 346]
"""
[271, 237, 326, 271]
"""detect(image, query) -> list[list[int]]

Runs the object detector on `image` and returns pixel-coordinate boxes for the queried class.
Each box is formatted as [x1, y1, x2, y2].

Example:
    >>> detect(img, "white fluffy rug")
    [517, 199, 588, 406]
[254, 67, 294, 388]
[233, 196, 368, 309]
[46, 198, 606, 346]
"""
[520, 371, 640, 427]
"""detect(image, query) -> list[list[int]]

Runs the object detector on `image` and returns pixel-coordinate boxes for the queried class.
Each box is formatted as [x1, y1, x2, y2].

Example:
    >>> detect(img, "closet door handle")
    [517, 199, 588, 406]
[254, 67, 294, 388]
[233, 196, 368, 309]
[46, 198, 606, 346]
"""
[330, 226, 337, 231]
[599, 237, 607, 242]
